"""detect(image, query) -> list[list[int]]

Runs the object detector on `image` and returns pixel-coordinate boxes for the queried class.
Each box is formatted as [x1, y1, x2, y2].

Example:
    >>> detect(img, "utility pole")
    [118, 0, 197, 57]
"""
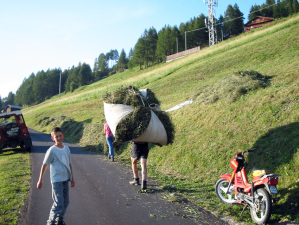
[204, 0, 218, 46]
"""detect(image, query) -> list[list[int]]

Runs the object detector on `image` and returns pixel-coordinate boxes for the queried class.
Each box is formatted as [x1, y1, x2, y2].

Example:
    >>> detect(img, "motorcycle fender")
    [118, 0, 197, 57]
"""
[220, 174, 232, 182]
[262, 183, 269, 193]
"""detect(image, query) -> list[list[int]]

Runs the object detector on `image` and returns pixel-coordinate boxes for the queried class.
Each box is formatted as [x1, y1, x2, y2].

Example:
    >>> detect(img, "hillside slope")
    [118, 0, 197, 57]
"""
[24, 14, 299, 223]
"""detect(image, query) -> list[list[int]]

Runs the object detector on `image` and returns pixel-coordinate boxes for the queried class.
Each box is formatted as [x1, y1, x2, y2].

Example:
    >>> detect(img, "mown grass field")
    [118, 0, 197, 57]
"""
[2, 13, 298, 224]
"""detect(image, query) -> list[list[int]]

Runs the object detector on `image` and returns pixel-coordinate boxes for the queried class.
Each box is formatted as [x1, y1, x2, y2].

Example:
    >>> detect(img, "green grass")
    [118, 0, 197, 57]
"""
[0, 149, 31, 225]
[14, 13, 299, 224]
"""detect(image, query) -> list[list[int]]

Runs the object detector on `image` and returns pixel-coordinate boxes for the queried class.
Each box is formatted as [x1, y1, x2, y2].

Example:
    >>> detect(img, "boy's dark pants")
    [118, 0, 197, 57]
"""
[47, 181, 69, 225]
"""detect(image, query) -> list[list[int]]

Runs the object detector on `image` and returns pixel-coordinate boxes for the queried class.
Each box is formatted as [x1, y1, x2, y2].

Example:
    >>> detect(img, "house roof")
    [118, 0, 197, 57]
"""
[5, 105, 22, 110]
[244, 16, 274, 27]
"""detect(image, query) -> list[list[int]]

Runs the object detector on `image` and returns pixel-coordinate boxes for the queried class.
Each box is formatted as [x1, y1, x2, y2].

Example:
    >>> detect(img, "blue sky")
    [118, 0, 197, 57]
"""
[0, 0, 266, 98]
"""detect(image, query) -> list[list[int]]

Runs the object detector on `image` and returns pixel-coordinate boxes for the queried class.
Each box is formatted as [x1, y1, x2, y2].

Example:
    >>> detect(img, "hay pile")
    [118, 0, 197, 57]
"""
[193, 70, 271, 104]
[103, 86, 175, 146]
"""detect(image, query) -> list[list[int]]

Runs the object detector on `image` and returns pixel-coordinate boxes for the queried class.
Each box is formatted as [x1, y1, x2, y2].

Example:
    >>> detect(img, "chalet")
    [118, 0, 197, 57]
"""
[244, 16, 274, 32]
[5, 105, 22, 112]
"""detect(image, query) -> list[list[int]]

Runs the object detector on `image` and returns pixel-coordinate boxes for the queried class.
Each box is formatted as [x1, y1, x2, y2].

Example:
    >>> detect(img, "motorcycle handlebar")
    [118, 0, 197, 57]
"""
[243, 148, 256, 154]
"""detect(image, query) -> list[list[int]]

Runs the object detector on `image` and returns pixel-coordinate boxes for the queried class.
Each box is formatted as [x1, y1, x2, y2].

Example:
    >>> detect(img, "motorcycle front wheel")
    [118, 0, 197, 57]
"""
[250, 188, 272, 224]
[215, 178, 237, 204]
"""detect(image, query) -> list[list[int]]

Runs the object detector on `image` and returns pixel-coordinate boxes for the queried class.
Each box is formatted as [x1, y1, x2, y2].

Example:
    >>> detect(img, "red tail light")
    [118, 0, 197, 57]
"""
[22, 128, 29, 136]
[268, 177, 279, 185]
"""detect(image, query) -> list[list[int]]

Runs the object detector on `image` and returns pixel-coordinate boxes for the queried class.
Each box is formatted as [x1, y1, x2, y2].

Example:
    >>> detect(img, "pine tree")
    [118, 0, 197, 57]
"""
[146, 27, 158, 66]
[223, 4, 244, 38]
[128, 48, 134, 70]
[292, 0, 299, 13]
[117, 49, 127, 72]
[156, 25, 176, 61]
[133, 37, 146, 69]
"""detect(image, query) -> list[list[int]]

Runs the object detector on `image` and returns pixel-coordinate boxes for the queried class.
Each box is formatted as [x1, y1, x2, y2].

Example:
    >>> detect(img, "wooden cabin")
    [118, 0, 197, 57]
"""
[5, 105, 22, 112]
[244, 16, 274, 32]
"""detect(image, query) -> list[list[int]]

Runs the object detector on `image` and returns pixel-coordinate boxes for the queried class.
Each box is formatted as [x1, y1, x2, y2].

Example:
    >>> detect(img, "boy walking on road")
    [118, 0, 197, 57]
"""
[37, 127, 75, 225]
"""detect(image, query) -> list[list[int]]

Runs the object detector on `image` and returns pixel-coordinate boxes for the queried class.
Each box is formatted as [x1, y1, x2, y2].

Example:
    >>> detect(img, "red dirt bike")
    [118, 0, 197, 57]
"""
[215, 149, 281, 224]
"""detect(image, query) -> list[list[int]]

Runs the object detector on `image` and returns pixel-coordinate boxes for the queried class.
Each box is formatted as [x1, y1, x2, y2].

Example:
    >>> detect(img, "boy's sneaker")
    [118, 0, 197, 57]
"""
[129, 177, 140, 185]
[141, 180, 147, 190]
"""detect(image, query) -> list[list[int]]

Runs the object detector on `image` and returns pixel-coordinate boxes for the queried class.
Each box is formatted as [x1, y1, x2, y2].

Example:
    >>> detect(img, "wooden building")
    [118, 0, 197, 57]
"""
[5, 105, 22, 112]
[244, 16, 274, 32]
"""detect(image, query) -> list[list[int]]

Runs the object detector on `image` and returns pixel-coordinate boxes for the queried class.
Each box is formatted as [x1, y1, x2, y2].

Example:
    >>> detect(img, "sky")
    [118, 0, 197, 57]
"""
[0, 0, 267, 99]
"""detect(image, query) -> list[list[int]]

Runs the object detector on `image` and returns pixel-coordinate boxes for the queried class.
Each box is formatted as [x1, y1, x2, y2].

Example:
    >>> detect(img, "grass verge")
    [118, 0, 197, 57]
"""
[0, 149, 31, 225]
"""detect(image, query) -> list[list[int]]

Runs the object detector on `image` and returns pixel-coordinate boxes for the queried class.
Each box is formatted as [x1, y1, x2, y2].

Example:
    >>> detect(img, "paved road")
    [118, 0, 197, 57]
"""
[19, 129, 228, 225]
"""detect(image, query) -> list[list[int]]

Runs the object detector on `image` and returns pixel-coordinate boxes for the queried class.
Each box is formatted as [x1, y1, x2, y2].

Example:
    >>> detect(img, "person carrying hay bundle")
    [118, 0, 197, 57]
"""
[102, 86, 175, 190]
[130, 141, 161, 190]
[103, 86, 174, 146]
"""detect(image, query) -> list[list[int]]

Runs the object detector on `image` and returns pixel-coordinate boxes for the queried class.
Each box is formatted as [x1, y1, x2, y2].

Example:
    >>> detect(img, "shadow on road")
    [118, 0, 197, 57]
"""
[29, 128, 101, 155]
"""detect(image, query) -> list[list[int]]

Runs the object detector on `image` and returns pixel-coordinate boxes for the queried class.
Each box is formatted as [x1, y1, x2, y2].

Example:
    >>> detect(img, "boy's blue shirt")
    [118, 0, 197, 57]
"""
[43, 145, 72, 183]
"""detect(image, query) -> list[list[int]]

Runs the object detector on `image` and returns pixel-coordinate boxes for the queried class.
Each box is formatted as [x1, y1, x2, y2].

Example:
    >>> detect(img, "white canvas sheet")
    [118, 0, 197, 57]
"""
[103, 102, 133, 136]
[134, 110, 168, 145]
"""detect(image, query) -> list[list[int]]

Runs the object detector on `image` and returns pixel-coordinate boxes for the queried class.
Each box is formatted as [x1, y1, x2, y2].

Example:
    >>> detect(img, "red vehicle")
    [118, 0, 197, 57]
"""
[0, 111, 32, 154]
[215, 149, 280, 224]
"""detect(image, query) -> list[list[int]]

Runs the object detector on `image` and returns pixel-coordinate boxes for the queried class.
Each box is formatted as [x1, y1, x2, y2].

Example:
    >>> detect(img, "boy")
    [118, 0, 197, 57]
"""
[37, 127, 75, 225]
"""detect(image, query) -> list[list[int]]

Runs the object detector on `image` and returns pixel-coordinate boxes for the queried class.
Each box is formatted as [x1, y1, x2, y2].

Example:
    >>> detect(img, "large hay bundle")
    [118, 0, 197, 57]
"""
[103, 86, 175, 146]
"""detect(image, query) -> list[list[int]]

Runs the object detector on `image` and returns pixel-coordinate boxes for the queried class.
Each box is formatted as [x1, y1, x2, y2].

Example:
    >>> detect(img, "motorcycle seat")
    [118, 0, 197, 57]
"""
[252, 169, 273, 177]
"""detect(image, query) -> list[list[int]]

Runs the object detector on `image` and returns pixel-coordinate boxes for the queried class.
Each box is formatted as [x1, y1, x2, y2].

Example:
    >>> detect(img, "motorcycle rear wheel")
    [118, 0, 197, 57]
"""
[250, 188, 272, 224]
[215, 178, 237, 204]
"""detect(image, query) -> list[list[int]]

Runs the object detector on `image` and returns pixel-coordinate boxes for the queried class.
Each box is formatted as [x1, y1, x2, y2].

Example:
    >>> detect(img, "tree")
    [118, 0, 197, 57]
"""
[292, 0, 299, 13]
[223, 4, 244, 39]
[131, 28, 158, 69]
[32, 70, 47, 103]
[5, 92, 15, 106]
[79, 63, 92, 85]
[249, 5, 262, 21]
[133, 37, 146, 69]
[156, 25, 176, 61]
[15, 73, 35, 105]
[44, 69, 61, 99]
[145, 27, 158, 66]
[116, 49, 128, 72]
[128, 48, 134, 69]
[250, 0, 299, 19]
[217, 15, 225, 42]
[98, 53, 109, 77]
[106, 49, 119, 68]
[60, 70, 68, 93]
[193, 14, 209, 47]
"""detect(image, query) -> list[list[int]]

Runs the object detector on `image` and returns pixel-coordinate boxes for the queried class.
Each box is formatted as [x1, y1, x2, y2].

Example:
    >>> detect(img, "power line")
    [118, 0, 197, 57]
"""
[175, 1, 283, 45]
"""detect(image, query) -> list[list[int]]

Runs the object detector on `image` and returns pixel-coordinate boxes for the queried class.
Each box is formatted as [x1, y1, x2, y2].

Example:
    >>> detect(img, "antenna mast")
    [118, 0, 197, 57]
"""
[204, 0, 218, 46]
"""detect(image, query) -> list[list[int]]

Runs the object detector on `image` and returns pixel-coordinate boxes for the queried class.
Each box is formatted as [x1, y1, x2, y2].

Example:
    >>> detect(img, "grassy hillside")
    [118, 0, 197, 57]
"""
[23, 14, 299, 224]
